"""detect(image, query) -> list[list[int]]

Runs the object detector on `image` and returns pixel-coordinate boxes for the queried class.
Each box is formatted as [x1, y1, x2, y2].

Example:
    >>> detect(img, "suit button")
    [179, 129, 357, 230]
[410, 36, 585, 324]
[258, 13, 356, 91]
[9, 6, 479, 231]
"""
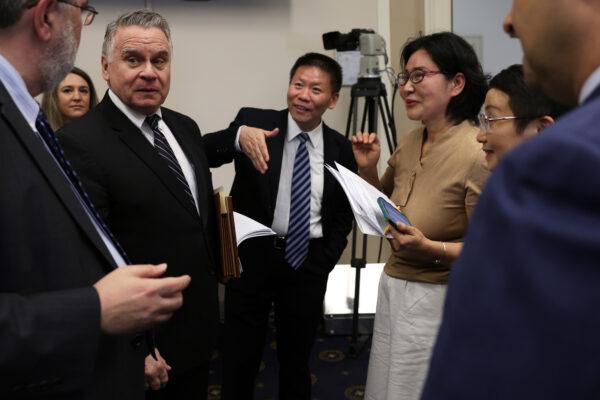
[131, 334, 144, 348]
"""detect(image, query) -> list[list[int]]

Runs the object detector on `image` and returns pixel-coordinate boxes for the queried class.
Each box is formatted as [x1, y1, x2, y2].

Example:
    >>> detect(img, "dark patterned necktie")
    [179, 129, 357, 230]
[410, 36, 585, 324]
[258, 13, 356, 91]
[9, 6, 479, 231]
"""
[36, 110, 158, 359]
[35, 110, 130, 264]
[145, 114, 197, 212]
[285, 132, 311, 269]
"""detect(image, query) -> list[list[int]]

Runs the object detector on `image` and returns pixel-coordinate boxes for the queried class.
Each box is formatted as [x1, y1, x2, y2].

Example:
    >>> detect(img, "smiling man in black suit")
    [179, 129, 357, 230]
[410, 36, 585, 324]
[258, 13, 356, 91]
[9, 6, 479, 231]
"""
[204, 52, 356, 400]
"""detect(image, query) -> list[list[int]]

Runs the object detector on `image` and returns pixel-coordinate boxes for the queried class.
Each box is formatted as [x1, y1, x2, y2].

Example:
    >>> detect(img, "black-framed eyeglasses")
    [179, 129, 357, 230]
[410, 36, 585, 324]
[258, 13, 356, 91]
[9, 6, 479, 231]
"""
[26, 0, 97, 26]
[57, 0, 97, 26]
[478, 113, 529, 132]
[397, 68, 445, 86]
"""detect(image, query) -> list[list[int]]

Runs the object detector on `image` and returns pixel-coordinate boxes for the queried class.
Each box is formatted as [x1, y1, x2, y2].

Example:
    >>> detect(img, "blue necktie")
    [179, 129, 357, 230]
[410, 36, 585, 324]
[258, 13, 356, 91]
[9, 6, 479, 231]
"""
[146, 115, 197, 213]
[35, 110, 130, 264]
[285, 132, 311, 269]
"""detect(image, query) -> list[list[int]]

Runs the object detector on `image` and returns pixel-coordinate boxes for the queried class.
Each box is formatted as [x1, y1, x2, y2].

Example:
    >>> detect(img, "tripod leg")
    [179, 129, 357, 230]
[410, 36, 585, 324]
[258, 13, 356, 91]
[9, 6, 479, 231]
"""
[349, 98, 379, 358]
[345, 95, 356, 138]
[377, 97, 395, 153]
[380, 95, 398, 149]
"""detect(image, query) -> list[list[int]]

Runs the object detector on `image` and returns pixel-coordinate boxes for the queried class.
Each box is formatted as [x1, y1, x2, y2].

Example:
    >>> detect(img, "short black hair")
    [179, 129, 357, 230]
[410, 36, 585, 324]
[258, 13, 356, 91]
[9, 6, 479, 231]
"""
[401, 32, 487, 125]
[0, 0, 30, 29]
[289, 52, 343, 94]
[489, 64, 568, 134]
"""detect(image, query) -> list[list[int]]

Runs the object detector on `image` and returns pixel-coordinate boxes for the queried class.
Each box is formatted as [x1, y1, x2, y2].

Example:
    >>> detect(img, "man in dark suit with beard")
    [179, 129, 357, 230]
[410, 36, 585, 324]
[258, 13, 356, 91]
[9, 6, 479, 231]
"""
[0, 1, 189, 399]
[204, 52, 356, 400]
[59, 10, 218, 400]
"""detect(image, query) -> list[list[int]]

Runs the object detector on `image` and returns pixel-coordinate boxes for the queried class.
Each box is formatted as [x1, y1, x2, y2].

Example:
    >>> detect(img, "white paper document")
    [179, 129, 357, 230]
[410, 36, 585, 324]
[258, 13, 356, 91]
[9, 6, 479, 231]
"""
[233, 212, 276, 246]
[325, 162, 397, 237]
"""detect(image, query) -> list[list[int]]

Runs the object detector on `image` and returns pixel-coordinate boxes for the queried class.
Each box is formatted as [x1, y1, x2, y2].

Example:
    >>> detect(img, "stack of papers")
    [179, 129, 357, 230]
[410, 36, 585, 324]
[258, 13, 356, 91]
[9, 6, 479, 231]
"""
[233, 212, 276, 245]
[325, 162, 398, 237]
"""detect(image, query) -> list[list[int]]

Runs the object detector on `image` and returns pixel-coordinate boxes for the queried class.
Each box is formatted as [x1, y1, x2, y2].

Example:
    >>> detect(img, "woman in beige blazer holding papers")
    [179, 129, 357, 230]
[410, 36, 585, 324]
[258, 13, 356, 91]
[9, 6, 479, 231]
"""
[352, 32, 489, 400]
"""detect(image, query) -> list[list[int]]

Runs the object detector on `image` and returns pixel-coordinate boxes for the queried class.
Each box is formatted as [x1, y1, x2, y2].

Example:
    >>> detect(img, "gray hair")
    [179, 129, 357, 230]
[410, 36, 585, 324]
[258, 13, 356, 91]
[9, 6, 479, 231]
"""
[102, 9, 172, 61]
[0, 0, 35, 29]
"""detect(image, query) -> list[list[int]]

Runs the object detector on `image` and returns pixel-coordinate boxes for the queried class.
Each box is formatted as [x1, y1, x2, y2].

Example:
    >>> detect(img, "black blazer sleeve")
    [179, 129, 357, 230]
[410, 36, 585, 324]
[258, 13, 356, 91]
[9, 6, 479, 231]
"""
[202, 109, 246, 168]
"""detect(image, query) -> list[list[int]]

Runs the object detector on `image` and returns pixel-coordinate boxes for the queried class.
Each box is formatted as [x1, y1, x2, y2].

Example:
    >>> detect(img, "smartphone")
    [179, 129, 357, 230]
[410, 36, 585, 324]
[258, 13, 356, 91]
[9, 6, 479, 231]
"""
[377, 197, 411, 227]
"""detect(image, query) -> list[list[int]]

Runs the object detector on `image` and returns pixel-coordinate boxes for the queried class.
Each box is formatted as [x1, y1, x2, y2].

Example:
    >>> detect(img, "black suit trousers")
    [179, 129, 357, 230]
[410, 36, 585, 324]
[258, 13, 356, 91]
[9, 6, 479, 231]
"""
[221, 237, 329, 400]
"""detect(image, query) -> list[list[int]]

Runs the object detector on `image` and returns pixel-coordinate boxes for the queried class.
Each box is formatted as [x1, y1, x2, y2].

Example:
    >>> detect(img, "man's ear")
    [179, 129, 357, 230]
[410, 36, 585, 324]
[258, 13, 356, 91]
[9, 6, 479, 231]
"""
[101, 56, 110, 83]
[328, 92, 339, 109]
[536, 115, 554, 132]
[31, 0, 58, 43]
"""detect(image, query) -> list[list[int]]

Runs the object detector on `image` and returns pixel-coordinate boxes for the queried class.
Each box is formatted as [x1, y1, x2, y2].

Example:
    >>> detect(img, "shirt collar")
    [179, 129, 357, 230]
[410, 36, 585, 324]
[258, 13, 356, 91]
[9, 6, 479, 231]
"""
[579, 65, 600, 104]
[108, 89, 163, 129]
[286, 112, 323, 148]
[0, 52, 40, 128]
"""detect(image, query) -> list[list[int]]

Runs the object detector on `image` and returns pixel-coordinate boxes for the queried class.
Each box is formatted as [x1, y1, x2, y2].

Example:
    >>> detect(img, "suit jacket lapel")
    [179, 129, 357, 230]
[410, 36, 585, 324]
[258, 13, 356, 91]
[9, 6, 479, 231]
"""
[321, 123, 340, 215]
[162, 112, 209, 228]
[266, 110, 288, 211]
[100, 96, 200, 220]
[0, 86, 116, 270]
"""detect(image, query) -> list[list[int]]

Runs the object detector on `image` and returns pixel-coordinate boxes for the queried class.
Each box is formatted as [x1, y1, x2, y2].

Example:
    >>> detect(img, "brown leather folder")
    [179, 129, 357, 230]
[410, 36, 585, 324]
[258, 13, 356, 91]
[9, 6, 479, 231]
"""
[214, 189, 241, 283]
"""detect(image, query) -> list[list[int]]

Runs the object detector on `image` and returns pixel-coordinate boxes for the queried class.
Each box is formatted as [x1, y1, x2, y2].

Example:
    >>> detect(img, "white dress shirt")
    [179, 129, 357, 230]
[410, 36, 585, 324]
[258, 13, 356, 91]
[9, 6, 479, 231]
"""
[579, 65, 600, 104]
[271, 114, 325, 238]
[108, 90, 199, 212]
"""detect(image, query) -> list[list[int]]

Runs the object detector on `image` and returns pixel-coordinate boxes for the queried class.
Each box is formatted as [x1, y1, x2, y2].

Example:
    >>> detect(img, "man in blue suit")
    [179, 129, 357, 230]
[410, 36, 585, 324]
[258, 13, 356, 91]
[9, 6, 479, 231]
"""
[420, 1, 600, 399]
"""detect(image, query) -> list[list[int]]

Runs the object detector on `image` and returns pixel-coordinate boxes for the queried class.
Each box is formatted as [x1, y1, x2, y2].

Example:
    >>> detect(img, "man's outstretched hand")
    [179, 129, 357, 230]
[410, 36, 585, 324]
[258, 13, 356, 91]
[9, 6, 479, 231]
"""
[239, 126, 279, 174]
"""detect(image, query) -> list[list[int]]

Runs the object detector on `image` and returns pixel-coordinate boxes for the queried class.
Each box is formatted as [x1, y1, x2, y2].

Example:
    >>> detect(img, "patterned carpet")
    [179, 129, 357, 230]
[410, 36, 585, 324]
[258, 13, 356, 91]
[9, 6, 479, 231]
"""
[207, 322, 371, 400]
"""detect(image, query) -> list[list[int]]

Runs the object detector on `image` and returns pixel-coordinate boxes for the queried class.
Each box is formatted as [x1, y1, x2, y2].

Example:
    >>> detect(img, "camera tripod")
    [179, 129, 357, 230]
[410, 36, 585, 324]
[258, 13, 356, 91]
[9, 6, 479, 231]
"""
[344, 77, 397, 357]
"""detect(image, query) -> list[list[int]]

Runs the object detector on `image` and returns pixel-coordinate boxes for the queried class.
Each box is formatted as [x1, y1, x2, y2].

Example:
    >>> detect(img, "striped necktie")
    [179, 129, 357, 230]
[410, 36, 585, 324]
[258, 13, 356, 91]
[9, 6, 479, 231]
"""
[35, 110, 130, 263]
[145, 114, 197, 212]
[285, 132, 311, 269]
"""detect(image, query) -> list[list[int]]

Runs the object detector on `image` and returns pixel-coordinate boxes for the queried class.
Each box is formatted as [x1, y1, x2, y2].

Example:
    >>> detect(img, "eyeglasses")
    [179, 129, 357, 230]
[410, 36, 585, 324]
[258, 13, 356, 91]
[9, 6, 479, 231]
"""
[57, 0, 98, 26]
[26, 0, 98, 26]
[478, 113, 528, 132]
[397, 69, 444, 86]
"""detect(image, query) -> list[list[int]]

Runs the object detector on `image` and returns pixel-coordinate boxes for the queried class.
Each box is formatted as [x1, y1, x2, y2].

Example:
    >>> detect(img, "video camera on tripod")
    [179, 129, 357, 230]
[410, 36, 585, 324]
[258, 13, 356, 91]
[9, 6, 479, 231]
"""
[322, 29, 389, 79]
[322, 28, 397, 150]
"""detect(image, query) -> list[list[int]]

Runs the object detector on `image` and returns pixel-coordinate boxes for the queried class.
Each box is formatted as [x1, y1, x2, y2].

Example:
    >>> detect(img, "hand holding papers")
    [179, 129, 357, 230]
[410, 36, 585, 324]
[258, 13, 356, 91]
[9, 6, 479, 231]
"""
[325, 162, 406, 237]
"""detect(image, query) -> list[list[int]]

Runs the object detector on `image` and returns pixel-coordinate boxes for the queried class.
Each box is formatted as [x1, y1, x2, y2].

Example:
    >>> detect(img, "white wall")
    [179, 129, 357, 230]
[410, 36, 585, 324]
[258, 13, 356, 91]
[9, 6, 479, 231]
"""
[452, 0, 522, 76]
[74, 0, 382, 192]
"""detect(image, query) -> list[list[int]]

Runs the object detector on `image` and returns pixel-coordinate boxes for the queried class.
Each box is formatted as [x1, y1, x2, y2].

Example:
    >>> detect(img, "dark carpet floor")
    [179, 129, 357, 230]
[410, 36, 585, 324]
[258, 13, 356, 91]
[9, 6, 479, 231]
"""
[207, 323, 371, 400]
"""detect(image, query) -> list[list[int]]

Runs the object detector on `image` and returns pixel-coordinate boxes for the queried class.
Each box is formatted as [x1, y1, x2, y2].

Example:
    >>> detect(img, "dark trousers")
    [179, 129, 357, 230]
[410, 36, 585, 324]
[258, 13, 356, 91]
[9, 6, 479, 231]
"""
[145, 363, 209, 400]
[221, 241, 329, 400]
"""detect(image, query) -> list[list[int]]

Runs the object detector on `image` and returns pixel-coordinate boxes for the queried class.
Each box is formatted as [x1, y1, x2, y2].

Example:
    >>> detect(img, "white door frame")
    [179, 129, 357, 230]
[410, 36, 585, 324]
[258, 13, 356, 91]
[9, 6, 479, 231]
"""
[425, 0, 453, 33]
